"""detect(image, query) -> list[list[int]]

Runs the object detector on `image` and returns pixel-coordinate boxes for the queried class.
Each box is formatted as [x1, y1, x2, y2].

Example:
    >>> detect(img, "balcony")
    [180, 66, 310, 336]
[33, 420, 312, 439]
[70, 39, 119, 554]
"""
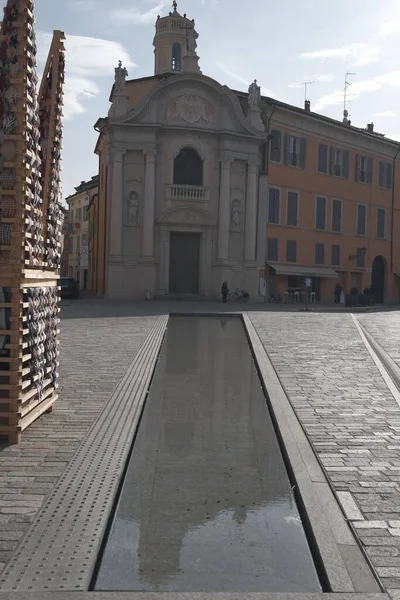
[166, 184, 209, 202]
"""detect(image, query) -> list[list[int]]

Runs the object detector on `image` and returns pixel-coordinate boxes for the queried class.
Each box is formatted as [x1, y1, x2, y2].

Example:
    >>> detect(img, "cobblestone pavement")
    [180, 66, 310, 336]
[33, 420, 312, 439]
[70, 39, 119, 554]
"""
[0, 300, 159, 576]
[250, 311, 400, 593]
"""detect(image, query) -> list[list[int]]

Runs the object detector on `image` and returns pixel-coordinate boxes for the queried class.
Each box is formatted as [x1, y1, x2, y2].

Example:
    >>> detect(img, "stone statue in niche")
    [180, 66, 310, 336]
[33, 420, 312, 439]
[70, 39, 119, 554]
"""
[126, 191, 139, 226]
[114, 60, 128, 92]
[248, 79, 261, 108]
[231, 200, 242, 231]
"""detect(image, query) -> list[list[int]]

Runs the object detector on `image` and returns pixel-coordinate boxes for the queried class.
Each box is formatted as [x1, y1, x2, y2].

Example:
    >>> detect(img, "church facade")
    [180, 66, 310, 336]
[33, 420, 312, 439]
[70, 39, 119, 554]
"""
[94, 3, 268, 300]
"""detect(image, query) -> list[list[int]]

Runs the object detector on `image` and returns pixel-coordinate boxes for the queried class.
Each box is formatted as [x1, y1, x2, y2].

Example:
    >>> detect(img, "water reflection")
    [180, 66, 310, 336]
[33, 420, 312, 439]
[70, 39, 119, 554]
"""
[95, 318, 320, 593]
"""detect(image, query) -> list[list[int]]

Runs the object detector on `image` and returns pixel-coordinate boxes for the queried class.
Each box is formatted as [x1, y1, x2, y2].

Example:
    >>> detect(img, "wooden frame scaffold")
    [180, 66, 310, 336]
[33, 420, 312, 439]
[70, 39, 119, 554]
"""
[0, 0, 65, 444]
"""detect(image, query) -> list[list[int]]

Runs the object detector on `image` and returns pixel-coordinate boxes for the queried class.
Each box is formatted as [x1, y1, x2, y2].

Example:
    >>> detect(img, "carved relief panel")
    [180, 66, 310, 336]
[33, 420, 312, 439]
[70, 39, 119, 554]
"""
[165, 94, 214, 126]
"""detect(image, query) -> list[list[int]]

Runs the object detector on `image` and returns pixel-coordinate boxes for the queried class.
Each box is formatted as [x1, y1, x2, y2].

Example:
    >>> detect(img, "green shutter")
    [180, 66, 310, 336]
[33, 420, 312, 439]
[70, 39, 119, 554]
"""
[330, 147, 335, 175]
[386, 163, 392, 190]
[355, 154, 360, 182]
[299, 137, 307, 169]
[284, 134, 291, 165]
[342, 150, 349, 178]
[367, 157, 373, 184]
[270, 130, 282, 162]
[378, 161, 384, 187]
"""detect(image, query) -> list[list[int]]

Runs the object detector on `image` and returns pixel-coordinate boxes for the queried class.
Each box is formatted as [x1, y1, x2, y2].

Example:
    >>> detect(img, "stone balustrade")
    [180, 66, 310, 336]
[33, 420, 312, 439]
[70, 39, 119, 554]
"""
[166, 184, 209, 201]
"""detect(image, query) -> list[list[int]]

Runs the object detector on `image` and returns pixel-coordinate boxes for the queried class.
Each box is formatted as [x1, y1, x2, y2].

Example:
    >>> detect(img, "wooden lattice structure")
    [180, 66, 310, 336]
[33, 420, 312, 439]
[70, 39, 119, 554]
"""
[0, 1, 65, 444]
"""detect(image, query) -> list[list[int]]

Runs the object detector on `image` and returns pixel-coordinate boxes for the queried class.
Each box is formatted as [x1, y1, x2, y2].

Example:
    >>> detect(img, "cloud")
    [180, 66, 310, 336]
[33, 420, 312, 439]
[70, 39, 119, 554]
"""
[374, 70, 400, 86]
[379, 21, 400, 37]
[374, 110, 397, 118]
[112, 1, 169, 25]
[68, 0, 96, 10]
[314, 72, 400, 112]
[37, 33, 136, 120]
[216, 62, 275, 97]
[300, 42, 380, 67]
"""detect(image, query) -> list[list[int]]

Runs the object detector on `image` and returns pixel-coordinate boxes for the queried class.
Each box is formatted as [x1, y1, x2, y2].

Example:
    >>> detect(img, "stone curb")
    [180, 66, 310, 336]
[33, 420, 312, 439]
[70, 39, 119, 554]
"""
[0, 591, 391, 600]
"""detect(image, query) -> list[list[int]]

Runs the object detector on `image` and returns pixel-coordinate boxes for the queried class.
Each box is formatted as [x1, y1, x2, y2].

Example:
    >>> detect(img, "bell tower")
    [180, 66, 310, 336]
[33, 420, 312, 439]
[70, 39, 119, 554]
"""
[153, 1, 201, 75]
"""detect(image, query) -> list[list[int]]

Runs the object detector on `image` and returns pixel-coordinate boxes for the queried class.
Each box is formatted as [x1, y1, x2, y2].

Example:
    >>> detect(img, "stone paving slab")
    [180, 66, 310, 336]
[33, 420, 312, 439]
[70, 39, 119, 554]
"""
[0, 301, 159, 577]
[249, 311, 400, 593]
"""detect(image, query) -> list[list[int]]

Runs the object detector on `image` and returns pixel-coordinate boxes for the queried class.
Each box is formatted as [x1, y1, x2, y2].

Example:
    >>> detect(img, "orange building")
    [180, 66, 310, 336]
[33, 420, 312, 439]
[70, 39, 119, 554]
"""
[257, 97, 400, 304]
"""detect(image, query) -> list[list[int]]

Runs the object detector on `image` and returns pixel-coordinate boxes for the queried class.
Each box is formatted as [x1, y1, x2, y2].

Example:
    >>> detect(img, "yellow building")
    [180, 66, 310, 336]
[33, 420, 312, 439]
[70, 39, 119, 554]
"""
[65, 176, 98, 290]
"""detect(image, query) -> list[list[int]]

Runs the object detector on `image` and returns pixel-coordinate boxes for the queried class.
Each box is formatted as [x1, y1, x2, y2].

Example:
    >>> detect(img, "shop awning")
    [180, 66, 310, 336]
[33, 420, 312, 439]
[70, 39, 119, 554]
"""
[267, 264, 339, 279]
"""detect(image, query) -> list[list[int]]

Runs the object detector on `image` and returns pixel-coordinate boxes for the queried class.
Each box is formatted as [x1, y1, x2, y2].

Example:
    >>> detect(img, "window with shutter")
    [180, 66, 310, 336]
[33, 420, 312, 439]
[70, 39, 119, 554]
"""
[379, 161, 385, 187]
[331, 245, 340, 266]
[356, 155, 372, 183]
[367, 157, 373, 184]
[357, 204, 367, 236]
[315, 243, 325, 265]
[317, 143, 328, 173]
[267, 238, 278, 261]
[342, 150, 349, 178]
[386, 163, 392, 189]
[268, 188, 280, 224]
[315, 196, 326, 230]
[299, 137, 307, 169]
[332, 199, 342, 232]
[286, 240, 297, 263]
[287, 191, 298, 226]
[285, 135, 306, 167]
[270, 130, 282, 163]
[356, 247, 365, 268]
[377, 208, 385, 238]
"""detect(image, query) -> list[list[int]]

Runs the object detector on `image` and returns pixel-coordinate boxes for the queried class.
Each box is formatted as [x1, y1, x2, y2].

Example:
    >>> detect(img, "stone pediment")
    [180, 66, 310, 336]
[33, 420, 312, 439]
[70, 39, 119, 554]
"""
[117, 74, 266, 139]
[165, 94, 214, 126]
[157, 206, 214, 226]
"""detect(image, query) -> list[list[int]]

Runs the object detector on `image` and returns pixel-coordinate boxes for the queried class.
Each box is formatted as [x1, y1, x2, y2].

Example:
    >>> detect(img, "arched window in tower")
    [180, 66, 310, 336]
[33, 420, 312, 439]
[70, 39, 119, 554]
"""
[173, 147, 203, 186]
[171, 42, 181, 71]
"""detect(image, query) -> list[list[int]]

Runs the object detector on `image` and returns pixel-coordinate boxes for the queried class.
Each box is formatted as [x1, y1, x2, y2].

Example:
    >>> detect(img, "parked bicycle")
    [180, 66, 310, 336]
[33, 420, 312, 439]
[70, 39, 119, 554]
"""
[229, 288, 250, 303]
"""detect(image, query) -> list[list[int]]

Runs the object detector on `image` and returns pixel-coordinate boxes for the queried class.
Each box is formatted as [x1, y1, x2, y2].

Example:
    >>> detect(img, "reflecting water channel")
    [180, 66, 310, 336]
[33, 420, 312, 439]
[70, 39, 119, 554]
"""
[95, 317, 321, 592]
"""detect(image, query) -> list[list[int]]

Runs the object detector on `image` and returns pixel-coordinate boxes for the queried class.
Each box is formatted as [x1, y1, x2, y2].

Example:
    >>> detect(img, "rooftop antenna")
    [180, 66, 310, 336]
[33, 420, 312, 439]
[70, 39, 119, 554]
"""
[302, 80, 315, 102]
[344, 71, 356, 114]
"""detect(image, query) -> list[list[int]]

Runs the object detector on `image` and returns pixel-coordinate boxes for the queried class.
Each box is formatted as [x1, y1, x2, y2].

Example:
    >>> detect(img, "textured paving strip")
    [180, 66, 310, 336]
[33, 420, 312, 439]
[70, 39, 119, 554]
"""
[0, 301, 159, 578]
[0, 314, 168, 592]
[249, 311, 400, 593]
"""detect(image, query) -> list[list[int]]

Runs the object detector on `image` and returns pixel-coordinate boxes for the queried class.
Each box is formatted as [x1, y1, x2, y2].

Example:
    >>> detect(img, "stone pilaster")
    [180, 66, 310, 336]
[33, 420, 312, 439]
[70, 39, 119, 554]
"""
[244, 160, 259, 262]
[142, 149, 156, 258]
[218, 156, 233, 261]
[109, 149, 125, 258]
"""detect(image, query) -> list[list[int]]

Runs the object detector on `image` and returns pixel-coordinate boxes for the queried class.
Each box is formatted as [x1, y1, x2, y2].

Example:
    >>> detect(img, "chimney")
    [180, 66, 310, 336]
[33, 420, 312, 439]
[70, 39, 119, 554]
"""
[304, 99, 311, 112]
[367, 122, 374, 133]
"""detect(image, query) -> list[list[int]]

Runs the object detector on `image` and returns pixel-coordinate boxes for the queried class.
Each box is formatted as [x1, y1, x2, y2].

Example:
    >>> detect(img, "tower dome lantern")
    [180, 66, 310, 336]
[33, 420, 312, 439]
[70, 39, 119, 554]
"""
[153, 2, 201, 75]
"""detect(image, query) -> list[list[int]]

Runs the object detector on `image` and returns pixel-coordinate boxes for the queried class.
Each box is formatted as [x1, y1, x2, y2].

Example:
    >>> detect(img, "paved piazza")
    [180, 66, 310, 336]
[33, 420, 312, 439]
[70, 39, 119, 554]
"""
[1, 300, 400, 597]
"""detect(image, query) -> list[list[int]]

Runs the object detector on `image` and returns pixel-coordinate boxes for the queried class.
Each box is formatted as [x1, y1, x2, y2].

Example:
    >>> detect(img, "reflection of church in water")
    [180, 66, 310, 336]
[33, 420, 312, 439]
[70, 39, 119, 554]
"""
[94, 1, 267, 300]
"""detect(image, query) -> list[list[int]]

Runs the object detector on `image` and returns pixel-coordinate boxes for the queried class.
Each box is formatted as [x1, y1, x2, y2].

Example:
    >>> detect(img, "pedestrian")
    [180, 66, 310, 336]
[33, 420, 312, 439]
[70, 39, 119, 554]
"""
[334, 282, 342, 304]
[221, 281, 229, 303]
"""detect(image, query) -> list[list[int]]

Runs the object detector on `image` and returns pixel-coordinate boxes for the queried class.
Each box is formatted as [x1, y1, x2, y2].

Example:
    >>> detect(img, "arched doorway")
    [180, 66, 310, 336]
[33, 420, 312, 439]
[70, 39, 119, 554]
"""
[372, 255, 385, 303]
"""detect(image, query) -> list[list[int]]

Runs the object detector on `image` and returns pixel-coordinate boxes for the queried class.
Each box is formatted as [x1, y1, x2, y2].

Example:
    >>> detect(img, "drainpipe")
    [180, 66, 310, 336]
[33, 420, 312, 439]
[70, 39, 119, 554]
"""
[390, 145, 400, 273]
[264, 105, 276, 176]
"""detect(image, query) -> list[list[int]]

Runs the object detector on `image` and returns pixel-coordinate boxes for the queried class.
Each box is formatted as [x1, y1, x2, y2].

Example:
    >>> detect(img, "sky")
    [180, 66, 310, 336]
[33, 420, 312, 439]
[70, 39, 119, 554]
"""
[35, 0, 400, 198]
